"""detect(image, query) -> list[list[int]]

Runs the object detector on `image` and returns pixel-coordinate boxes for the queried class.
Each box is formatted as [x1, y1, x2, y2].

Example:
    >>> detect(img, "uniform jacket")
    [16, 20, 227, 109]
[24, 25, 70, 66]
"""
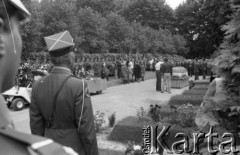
[30, 67, 99, 155]
[0, 95, 73, 155]
[194, 62, 199, 72]
[201, 61, 208, 70]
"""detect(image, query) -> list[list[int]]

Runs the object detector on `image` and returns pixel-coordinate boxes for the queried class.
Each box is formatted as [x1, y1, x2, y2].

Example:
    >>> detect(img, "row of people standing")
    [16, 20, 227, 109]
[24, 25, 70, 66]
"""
[72, 58, 146, 83]
[174, 59, 213, 80]
[121, 59, 146, 84]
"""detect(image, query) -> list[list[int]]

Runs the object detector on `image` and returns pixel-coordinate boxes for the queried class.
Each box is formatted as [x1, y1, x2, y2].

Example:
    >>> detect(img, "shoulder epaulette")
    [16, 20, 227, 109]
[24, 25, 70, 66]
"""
[0, 128, 68, 155]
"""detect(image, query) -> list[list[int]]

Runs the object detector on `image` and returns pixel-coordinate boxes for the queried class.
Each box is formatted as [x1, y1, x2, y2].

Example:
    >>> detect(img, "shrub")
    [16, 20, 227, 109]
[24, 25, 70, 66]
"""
[148, 104, 162, 123]
[94, 111, 105, 132]
[144, 104, 197, 128]
[177, 106, 197, 127]
[92, 63, 101, 77]
[108, 112, 116, 128]
[168, 95, 203, 106]
[108, 116, 147, 144]
[136, 106, 151, 123]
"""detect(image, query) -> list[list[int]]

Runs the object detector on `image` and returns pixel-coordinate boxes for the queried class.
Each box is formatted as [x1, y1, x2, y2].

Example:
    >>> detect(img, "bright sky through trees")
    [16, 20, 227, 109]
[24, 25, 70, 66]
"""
[165, 0, 185, 9]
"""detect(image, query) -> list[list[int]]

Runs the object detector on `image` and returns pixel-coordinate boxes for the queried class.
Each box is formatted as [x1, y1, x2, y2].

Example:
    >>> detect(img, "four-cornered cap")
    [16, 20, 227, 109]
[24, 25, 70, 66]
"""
[9, 0, 31, 22]
[44, 31, 75, 57]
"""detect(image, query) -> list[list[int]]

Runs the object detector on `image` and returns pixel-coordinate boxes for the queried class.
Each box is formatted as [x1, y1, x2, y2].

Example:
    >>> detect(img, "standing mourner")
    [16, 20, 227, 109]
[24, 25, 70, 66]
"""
[129, 58, 134, 81]
[114, 60, 118, 79]
[140, 61, 146, 81]
[202, 59, 208, 79]
[161, 58, 173, 93]
[189, 60, 194, 77]
[194, 59, 199, 80]
[155, 59, 164, 92]
[134, 61, 142, 82]
[127, 60, 133, 83]
[117, 59, 122, 78]
[0, 1, 77, 154]
[30, 31, 99, 155]
[121, 61, 129, 84]
[101, 61, 109, 81]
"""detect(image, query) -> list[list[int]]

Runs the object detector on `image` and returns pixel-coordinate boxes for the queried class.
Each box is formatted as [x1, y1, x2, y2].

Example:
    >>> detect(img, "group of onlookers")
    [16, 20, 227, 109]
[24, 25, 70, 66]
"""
[121, 59, 146, 84]
[155, 58, 173, 93]
[152, 58, 214, 77]
[16, 56, 213, 88]
[154, 58, 215, 93]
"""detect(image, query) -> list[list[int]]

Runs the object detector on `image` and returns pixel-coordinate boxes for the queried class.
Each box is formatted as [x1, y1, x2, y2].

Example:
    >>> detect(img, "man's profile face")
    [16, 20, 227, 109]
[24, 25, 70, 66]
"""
[0, 1, 22, 92]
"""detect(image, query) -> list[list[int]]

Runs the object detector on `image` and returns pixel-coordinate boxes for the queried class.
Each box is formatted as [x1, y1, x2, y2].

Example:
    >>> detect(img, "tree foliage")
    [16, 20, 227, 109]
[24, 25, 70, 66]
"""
[21, 0, 189, 57]
[175, 0, 232, 58]
[220, 0, 240, 55]
[121, 0, 175, 31]
[208, 0, 240, 138]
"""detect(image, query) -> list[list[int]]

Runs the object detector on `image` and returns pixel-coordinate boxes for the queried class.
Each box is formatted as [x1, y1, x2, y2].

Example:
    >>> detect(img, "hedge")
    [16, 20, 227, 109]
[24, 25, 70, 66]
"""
[168, 95, 203, 106]
[182, 89, 207, 95]
[108, 116, 147, 144]
[108, 116, 197, 149]
[192, 85, 209, 90]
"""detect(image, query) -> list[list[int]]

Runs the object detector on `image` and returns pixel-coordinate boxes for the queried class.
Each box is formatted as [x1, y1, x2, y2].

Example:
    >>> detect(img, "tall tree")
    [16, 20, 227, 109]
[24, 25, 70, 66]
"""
[175, 0, 232, 58]
[121, 0, 175, 31]
[74, 7, 108, 54]
[220, 0, 240, 56]
[105, 13, 132, 53]
[76, 0, 116, 16]
[21, 0, 44, 56]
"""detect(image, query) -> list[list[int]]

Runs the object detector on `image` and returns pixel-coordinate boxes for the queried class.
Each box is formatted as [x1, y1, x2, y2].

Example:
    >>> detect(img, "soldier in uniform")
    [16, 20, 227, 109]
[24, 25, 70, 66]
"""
[0, 0, 77, 154]
[201, 59, 207, 79]
[189, 60, 194, 77]
[30, 31, 99, 155]
[194, 59, 199, 80]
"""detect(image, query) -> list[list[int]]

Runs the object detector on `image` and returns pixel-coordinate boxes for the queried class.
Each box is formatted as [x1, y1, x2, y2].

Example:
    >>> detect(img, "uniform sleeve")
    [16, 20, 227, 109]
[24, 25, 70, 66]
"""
[75, 80, 99, 155]
[29, 82, 45, 136]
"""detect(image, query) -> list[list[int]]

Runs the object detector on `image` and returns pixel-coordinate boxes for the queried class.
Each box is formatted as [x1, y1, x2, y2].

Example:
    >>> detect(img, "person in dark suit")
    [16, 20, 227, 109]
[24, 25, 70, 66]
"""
[0, 1, 77, 154]
[194, 59, 199, 80]
[30, 31, 99, 155]
[161, 58, 173, 93]
[155, 59, 164, 92]
[202, 59, 208, 79]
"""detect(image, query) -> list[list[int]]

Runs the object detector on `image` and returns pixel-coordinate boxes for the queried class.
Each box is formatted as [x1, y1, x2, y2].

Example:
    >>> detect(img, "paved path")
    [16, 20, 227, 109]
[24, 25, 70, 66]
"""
[92, 79, 188, 123]
[9, 78, 187, 134]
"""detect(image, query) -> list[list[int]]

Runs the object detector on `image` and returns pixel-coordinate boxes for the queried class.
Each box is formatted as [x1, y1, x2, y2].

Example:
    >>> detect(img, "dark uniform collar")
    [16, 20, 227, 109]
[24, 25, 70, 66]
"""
[50, 67, 72, 75]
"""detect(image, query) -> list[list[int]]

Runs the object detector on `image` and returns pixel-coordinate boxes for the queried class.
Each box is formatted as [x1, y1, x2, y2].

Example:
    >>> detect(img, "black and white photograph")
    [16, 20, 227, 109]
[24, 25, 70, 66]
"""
[1, 0, 240, 154]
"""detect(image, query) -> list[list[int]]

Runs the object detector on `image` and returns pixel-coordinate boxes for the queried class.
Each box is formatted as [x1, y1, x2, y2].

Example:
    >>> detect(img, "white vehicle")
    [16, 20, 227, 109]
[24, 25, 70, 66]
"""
[2, 70, 46, 111]
[2, 83, 32, 111]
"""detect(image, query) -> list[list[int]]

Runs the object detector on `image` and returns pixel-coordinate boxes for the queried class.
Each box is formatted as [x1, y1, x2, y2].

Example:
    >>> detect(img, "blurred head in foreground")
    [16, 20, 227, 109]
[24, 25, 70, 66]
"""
[0, 0, 30, 92]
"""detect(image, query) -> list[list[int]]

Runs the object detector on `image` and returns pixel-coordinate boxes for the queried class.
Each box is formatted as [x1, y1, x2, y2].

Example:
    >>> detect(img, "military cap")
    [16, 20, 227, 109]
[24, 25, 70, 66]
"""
[5, 0, 31, 22]
[44, 31, 75, 57]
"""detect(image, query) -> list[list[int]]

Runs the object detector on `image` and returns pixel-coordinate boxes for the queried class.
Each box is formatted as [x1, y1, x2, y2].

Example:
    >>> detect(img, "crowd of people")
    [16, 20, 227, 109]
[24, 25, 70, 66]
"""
[16, 54, 189, 87]
[15, 55, 215, 89]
